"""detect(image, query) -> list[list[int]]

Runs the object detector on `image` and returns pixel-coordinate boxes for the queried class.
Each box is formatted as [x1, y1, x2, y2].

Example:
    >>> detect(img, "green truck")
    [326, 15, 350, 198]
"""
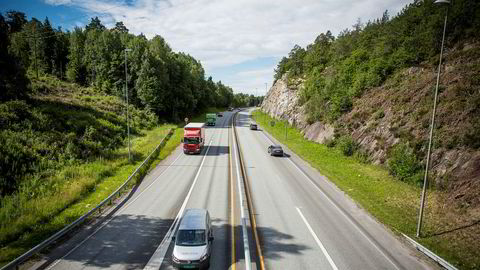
[206, 113, 217, 126]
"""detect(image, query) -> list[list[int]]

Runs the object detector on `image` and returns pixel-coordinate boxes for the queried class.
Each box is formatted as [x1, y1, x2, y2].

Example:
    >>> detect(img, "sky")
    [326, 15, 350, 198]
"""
[1, 0, 412, 95]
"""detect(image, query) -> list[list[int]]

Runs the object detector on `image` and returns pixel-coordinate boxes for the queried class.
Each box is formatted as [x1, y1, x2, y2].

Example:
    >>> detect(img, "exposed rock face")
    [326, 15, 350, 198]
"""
[261, 44, 480, 206]
[261, 74, 334, 144]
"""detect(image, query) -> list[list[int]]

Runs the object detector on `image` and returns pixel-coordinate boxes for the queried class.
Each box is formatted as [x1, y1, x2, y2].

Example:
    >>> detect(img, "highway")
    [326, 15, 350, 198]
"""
[30, 109, 435, 270]
[234, 109, 434, 270]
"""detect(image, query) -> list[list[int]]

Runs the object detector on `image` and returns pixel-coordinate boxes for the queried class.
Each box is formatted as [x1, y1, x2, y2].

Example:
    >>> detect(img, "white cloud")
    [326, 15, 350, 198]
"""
[45, 0, 73, 5]
[45, 0, 412, 94]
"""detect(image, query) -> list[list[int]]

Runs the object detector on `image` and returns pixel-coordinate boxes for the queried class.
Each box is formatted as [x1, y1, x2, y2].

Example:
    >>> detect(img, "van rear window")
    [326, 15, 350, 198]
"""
[176, 229, 206, 246]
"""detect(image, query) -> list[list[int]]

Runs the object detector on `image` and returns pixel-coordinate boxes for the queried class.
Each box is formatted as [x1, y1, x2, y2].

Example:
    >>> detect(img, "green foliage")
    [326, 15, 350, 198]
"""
[2, 11, 233, 123]
[0, 77, 159, 196]
[387, 142, 422, 184]
[374, 109, 385, 120]
[336, 135, 359, 156]
[232, 93, 263, 107]
[0, 14, 29, 101]
[274, 0, 480, 123]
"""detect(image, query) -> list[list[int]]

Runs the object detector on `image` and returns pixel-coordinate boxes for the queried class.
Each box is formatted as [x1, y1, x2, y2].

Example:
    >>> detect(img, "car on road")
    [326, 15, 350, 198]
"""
[249, 123, 257, 130]
[172, 209, 214, 269]
[268, 145, 284, 156]
[228, 107, 233, 111]
[217, 112, 223, 117]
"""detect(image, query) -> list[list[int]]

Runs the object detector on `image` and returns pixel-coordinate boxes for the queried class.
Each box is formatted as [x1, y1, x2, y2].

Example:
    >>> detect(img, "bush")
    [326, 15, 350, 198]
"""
[387, 143, 421, 182]
[374, 109, 385, 120]
[336, 135, 358, 156]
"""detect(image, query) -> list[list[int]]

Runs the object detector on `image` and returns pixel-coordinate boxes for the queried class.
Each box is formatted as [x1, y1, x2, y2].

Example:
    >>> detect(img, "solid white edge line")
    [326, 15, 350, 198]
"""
[143, 132, 216, 270]
[144, 114, 230, 270]
[46, 152, 185, 270]
[233, 112, 252, 270]
[296, 207, 339, 270]
[258, 119, 401, 270]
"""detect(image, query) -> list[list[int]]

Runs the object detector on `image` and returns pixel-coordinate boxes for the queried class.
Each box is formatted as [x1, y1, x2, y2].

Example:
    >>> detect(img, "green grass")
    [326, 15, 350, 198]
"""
[0, 125, 176, 266]
[0, 104, 225, 267]
[252, 110, 479, 269]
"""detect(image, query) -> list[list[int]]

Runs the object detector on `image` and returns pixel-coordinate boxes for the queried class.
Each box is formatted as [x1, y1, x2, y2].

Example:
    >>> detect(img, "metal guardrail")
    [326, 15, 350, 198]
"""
[403, 234, 458, 270]
[1, 128, 175, 270]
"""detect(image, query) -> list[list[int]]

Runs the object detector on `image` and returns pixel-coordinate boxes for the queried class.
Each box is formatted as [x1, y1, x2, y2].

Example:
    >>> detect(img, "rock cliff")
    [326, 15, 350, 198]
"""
[261, 44, 480, 206]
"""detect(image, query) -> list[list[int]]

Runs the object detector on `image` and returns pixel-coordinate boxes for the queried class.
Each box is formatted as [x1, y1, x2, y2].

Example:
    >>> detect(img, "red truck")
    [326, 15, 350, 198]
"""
[182, 122, 206, 154]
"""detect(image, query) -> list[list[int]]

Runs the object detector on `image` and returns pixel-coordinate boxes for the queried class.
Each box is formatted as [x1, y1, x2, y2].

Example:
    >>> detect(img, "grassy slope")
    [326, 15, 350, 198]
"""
[0, 75, 226, 266]
[252, 110, 478, 269]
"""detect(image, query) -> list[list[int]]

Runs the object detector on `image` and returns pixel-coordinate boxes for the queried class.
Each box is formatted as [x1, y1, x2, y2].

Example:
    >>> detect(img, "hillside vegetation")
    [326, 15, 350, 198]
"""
[272, 0, 479, 193]
[0, 11, 256, 196]
[263, 0, 480, 268]
[0, 10, 244, 266]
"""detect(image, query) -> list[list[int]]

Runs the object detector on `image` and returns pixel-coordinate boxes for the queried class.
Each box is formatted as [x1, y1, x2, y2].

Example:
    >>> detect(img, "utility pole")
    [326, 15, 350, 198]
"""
[124, 48, 132, 162]
[417, 0, 450, 237]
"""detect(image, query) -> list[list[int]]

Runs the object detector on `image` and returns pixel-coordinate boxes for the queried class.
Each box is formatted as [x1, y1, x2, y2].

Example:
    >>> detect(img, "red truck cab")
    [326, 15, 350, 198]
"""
[183, 123, 206, 154]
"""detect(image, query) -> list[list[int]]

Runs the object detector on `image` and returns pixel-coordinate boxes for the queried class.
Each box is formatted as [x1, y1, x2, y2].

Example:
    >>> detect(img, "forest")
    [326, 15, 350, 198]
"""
[274, 0, 479, 123]
[0, 12, 251, 197]
[1, 13, 238, 119]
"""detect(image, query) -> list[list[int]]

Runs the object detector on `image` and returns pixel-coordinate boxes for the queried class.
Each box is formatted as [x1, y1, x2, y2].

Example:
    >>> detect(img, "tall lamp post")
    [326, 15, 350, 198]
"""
[124, 48, 132, 162]
[416, 0, 450, 238]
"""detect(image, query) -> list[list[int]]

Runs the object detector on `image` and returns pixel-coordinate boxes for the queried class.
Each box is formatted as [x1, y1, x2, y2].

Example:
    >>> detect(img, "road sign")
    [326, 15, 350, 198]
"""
[184, 117, 189, 124]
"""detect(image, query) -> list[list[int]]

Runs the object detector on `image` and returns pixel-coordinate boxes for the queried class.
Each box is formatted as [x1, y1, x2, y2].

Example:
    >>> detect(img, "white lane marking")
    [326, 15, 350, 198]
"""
[46, 152, 185, 270]
[144, 134, 216, 270]
[296, 207, 339, 270]
[259, 125, 401, 270]
[232, 114, 252, 270]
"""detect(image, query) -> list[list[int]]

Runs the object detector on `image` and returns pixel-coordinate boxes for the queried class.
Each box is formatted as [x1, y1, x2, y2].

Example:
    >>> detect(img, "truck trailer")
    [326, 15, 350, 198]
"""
[182, 123, 206, 154]
[206, 113, 216, 126]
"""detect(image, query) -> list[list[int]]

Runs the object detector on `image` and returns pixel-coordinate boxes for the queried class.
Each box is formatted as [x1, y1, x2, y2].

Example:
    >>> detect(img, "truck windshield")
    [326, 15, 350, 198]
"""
[184, 137, 199, 144]
[176, 229, 206, 246]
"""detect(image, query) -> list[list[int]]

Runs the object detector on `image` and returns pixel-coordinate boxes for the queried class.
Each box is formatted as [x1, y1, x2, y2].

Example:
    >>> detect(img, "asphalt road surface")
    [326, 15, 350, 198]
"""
[234, 109, 434, 270]
[31, 108, 435, 270]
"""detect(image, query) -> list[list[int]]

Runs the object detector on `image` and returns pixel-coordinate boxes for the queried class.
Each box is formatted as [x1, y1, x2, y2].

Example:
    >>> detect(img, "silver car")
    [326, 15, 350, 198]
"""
[172, 209, 214, 269]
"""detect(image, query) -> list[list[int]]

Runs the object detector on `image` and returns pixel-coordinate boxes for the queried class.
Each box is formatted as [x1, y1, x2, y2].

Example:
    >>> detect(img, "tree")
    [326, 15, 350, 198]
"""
[112, 21, 128, 33]
[41, 17, 56, 74]
[0, 14, 29, 101]
[85, 17, 106, 32]
[5, 10, 27, 33]
[66, 27, 87, 84]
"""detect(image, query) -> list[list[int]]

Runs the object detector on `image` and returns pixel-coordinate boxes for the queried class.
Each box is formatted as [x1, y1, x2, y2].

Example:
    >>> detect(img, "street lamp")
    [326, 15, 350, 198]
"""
[124, 48, 132, 162]
[416, 0, 450, 238]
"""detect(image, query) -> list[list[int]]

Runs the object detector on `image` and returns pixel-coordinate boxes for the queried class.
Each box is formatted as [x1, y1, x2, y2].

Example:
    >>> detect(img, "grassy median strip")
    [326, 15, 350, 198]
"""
[252, 110, 477, 269]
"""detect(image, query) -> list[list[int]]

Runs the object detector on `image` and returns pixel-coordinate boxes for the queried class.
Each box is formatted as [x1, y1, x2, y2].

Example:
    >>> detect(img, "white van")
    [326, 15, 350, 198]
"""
[172, 209, 214, 269]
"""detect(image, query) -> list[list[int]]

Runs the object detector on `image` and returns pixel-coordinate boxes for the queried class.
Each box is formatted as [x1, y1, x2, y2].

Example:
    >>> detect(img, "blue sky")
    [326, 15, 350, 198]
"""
[0, 0, 412, 95]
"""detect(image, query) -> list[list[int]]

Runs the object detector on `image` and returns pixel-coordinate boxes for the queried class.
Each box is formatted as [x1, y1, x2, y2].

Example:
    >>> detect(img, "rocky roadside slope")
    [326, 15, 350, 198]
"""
[261, 43, 480, 208]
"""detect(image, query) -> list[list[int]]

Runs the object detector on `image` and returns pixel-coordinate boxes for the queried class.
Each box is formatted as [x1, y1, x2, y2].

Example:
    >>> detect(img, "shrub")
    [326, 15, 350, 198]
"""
[387, 143, 421, 182]
[374, 109, 385, 120]
[336, 135, 358, 156]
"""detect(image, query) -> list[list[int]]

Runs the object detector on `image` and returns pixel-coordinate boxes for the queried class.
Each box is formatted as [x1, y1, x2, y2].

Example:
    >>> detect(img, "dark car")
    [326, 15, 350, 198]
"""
[268, 145, 284, 156]
[250, 123, 257, 130]
[228, 107, 233, 111]
[217, 112, 223, 117]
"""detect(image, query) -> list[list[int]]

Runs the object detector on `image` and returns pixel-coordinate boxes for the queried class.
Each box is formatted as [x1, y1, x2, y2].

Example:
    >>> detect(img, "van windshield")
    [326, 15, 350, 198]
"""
[184, 137, 199, 144]
[176, 229, 206, 246]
